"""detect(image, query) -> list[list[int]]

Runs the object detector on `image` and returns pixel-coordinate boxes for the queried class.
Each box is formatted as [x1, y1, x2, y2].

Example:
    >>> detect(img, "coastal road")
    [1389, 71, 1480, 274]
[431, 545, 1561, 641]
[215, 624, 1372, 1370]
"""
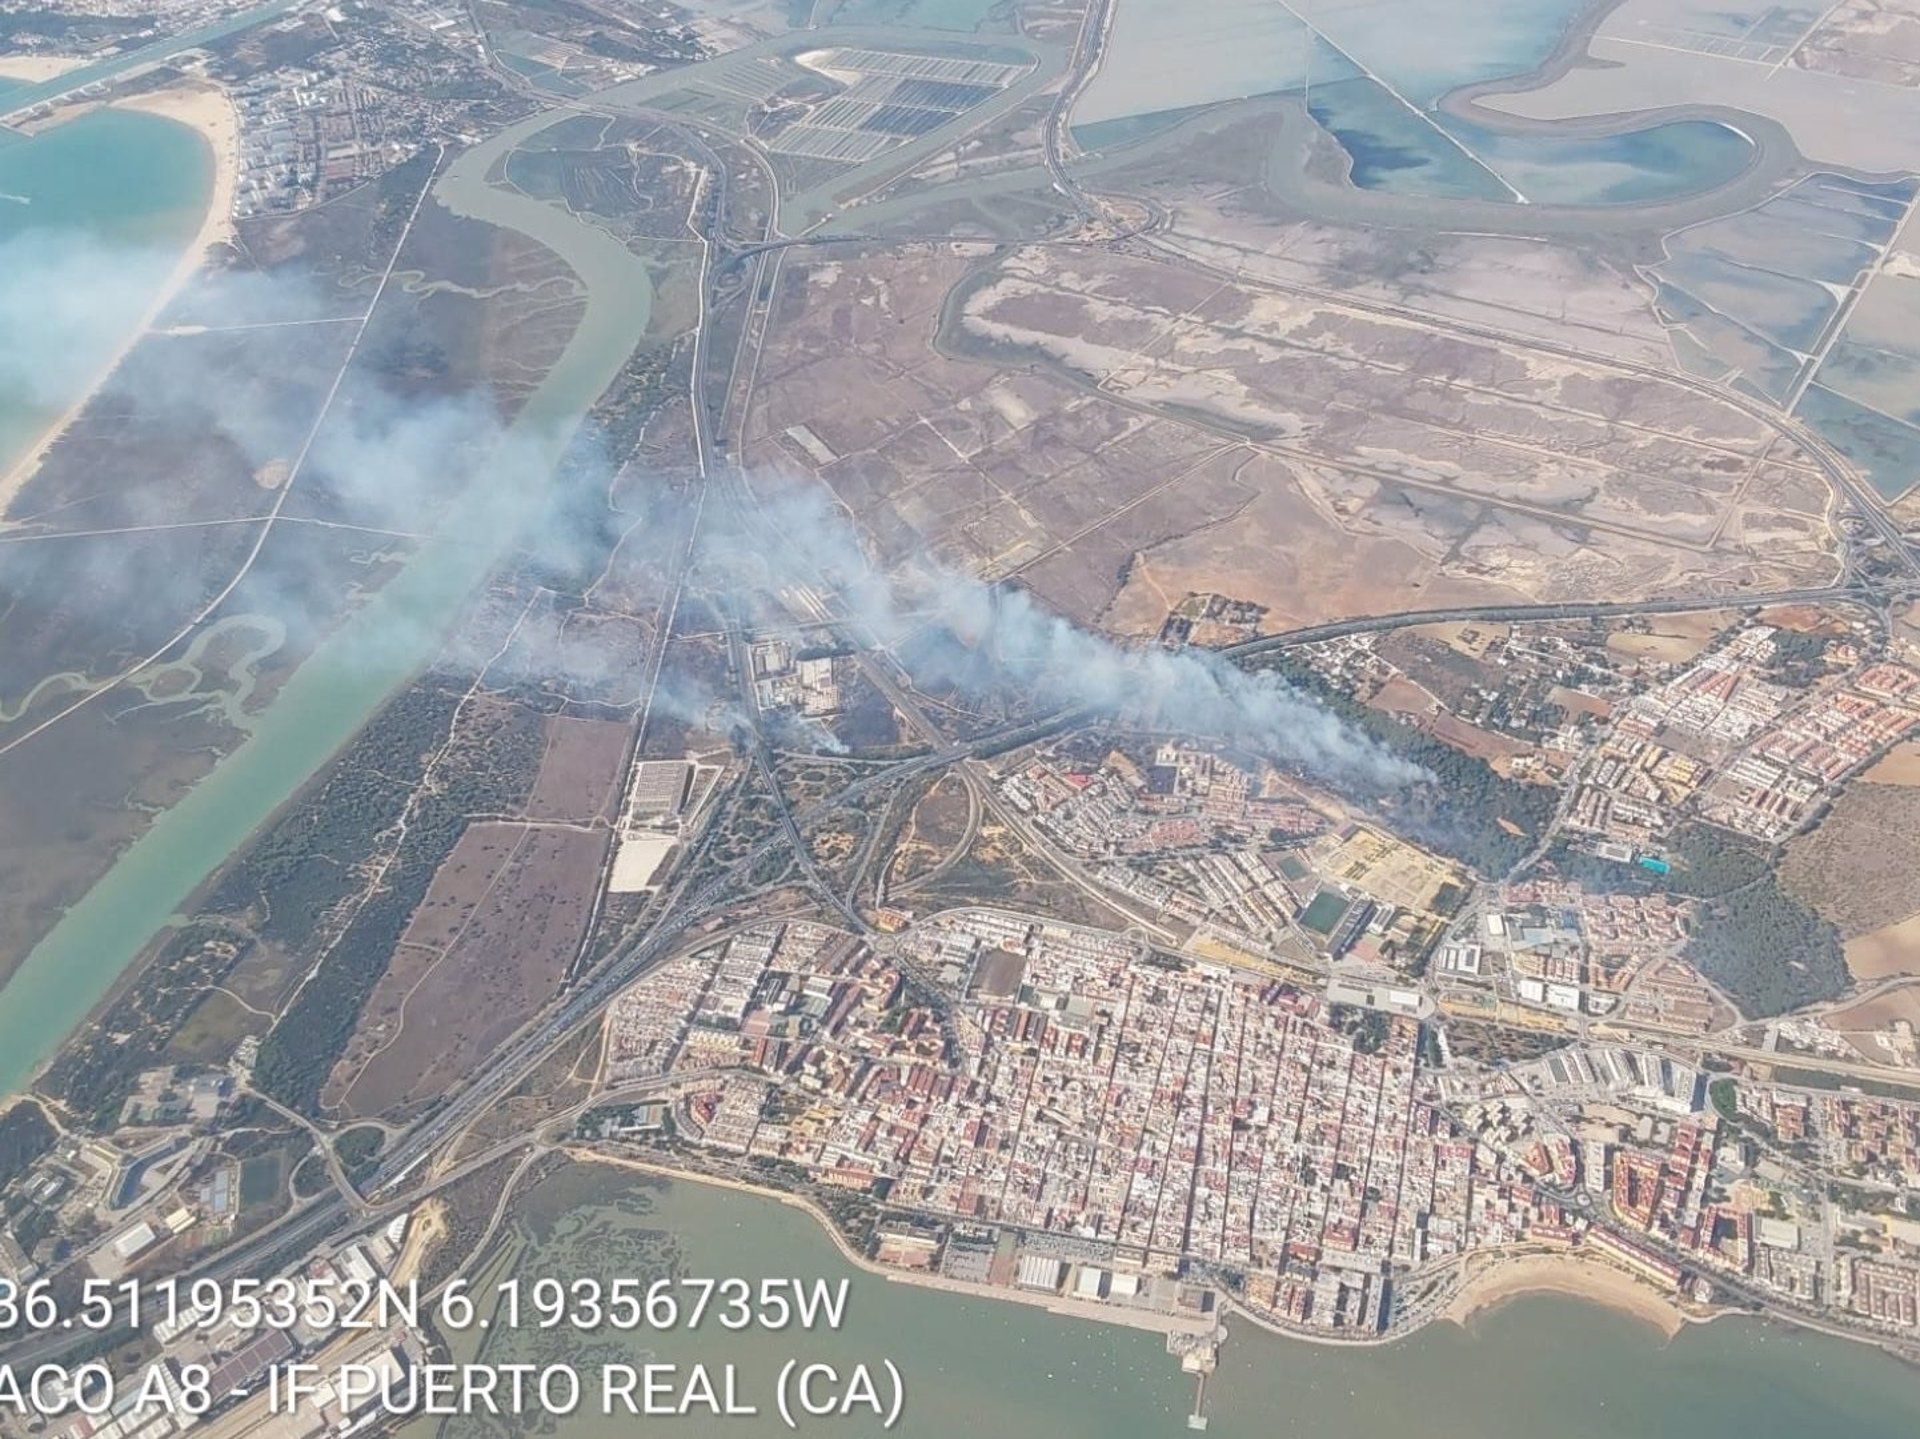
[23, 0, 1920, 1362]
[9, 565, 1891, 1370]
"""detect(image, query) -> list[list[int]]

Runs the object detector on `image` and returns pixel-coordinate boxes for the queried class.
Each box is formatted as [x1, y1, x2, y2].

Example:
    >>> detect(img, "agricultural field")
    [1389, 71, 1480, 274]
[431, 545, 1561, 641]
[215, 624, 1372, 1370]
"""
[524, 716, 632, 823]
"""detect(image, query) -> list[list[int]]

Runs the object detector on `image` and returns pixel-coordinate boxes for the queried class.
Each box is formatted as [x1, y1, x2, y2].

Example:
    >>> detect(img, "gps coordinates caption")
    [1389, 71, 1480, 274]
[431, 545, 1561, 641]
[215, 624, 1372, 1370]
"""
[0, 1276, 905, 1430]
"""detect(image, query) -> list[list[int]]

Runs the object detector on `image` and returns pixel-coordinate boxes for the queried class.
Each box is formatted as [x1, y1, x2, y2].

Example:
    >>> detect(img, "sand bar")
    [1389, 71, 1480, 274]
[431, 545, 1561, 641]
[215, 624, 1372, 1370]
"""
[0, 55, 86, 82]
[0, 80, 239, 521]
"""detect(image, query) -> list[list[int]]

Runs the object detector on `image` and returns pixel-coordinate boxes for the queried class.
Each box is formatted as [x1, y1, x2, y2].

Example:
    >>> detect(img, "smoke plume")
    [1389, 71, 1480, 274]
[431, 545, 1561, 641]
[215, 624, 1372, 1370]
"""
[1, 235, 1422, 792]
[701, 483, 1426, 787]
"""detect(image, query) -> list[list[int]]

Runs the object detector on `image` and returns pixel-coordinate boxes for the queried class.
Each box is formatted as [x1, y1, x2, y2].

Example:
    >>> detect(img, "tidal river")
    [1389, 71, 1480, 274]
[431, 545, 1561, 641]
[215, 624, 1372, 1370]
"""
[0, 105, 658, 1095]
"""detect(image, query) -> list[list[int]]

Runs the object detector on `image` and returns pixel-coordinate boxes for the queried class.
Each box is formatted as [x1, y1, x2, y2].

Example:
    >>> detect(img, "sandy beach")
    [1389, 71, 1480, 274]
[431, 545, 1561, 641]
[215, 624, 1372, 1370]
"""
[569, 1150, 1698, 1350]
[0, 55, 86, 82]
[1444, 1251, 1688, 1339]
[0, 80, 240, 521]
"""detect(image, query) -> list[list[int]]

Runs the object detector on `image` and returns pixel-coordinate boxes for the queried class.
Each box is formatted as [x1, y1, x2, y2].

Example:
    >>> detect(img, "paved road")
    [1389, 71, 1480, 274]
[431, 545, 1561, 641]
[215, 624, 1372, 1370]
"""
[1214, 584, 1900, 663]
[350, 580, 1916, 1224]
[18, 5, 1920, 1363]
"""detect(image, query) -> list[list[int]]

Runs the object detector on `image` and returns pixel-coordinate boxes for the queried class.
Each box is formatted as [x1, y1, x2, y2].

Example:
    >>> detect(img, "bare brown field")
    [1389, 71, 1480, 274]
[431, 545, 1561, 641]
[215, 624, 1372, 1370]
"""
[743, 250, 1516, 633]
[960, 247, 1829, 574]
[398, 822, 527, 952]
[915, 816, 1126, 931]
[1781, 783, 1920, 944]
[1429, 712, 1535, 767]
[524, 716, 630, 823]
[1372, 675, 1436, 716]
[1826, 982, 1920, 1035]
[327, 822, 607, 1119]
[744, 240, 1836, 640]
[887, 773, 973, 890]
[1864, 742, 1920, 786]
[1759, 605, 1850, 635]
[1845, 918, 1920, 982]
[1374, 629, 1495, 710]
[1550, 684, 1614, 719]
[1414, 620, 1506, 658]
[1145, 203, 1679, 370]
[1604, 611, 1732, 667]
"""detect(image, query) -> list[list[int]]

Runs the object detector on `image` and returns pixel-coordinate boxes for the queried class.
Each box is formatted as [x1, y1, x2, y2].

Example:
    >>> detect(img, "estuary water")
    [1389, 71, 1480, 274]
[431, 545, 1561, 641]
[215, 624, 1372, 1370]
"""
[0, 0, 299, 119]
[435, 1164, 1920, 1439]
[1073, 0, 1755, 206]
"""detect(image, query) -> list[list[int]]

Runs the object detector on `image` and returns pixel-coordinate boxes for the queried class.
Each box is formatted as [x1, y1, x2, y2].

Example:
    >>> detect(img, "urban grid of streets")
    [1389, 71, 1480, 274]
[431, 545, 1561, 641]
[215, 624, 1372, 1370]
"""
[7, 1, 1920, 1435]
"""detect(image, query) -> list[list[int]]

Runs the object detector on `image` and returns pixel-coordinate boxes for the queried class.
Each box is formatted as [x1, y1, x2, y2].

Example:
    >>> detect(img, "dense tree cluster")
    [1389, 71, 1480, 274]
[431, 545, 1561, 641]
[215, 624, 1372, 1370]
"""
[1255, 655, 1556, 874]
[1537, 825, 1848, 1019]
[1763, 629, 1832, 688]
[212, 686, 465, 948]
[0, 1101, 56, 1193]
[1666, 825, 1848, 1018]
[39, 924, 251, 1129]
[251, 686, 545, 1115]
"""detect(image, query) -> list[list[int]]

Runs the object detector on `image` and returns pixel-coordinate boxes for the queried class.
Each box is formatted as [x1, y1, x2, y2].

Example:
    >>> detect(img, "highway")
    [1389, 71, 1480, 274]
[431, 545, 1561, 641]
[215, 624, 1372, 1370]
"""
[15, 0, 1920, 1372]
[282, 577, 1920, 1228]
[1216, 582, 1910, 662]
[316, 0, 1920, 1367]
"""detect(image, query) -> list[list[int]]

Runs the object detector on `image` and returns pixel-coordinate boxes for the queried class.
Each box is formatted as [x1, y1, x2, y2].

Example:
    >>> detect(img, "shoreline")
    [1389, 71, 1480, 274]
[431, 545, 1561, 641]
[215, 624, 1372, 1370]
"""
[485, 1151, 1920, 1373]
[562, 1148, 1218, 1339]
[0, 80, 240, 522]
[565, 1149, 1701, 1352]
[1444, 1250, 1689, 1340]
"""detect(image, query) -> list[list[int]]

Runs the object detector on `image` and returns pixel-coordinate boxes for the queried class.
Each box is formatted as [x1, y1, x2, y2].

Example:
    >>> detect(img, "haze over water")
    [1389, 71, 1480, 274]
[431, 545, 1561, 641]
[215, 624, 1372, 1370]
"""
[0, 80, 211, 476]
[0, 104, 659, 1098]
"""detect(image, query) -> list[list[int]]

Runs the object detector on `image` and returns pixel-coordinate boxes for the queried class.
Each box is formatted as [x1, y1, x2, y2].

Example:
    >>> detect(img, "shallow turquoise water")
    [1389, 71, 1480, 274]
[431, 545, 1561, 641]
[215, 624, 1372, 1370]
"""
[0, 0, 298, 118]
[1079, 0, 1586, 127]
[0, 108, 661, 1099]
[1460, 115, 1756, 205]
[0, 88, 212, 475]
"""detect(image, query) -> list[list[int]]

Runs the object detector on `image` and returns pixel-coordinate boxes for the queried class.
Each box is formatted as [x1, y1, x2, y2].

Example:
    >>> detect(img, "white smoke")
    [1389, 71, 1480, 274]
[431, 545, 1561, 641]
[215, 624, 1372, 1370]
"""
[0, 236, 1424, 792]
[0, 233, 176, 409]
[702, 482, 1427, 788]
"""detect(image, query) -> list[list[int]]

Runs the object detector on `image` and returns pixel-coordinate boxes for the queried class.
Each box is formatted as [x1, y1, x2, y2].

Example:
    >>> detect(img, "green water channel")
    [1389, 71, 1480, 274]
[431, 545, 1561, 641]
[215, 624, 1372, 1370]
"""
[0, 107, 659, 1095]
[0, 1, 301, 120]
